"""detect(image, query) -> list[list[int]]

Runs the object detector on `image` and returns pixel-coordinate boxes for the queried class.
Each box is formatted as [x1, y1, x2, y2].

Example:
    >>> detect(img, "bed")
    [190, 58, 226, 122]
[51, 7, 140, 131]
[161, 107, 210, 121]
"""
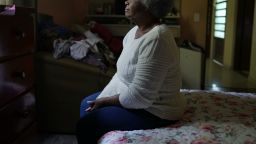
[98, 90, 256, 144]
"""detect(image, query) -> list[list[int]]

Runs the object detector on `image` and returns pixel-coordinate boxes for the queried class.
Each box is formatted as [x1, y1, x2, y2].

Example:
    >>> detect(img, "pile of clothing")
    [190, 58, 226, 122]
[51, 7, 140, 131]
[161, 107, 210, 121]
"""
[53, 30, 116, 71]
[38, 18, 123, 71]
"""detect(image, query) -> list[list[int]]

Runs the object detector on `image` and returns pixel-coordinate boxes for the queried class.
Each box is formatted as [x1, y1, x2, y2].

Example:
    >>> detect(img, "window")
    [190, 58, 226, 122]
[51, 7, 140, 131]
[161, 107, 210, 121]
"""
[214, 0, 227, 39]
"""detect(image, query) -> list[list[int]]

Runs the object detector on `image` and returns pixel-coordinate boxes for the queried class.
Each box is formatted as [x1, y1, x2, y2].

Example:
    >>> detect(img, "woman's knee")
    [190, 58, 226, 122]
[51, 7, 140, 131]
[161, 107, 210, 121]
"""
[80, 92, 101, 117]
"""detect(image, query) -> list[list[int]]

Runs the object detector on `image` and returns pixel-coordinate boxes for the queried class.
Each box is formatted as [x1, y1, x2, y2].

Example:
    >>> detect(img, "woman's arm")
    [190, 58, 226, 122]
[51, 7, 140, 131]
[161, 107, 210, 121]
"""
[86, 95, 121, 112]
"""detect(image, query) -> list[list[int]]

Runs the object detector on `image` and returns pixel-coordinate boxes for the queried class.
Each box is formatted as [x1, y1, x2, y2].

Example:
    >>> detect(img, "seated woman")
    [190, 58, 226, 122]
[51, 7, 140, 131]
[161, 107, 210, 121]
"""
[76, 0, 187, 143]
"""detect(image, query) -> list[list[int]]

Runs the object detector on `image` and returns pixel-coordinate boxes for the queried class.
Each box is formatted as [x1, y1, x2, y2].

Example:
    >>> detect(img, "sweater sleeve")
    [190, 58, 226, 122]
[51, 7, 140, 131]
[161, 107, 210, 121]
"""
[119, 37, 172, 109]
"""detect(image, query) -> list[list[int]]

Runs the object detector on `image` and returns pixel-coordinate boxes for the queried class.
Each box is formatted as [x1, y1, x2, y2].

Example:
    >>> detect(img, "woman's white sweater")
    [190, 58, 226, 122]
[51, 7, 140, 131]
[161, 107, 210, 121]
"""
[97, 24, 186, 120]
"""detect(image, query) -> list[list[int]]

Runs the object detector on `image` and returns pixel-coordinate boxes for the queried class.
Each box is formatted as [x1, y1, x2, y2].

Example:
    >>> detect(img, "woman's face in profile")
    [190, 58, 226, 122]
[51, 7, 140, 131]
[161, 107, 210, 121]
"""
[124, 0, 146, 20]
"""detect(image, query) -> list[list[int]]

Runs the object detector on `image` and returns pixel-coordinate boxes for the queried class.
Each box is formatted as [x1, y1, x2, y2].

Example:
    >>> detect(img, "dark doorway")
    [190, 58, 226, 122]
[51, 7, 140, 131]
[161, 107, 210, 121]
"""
[234, 0, 255, 75]
[213, 37, 224, 63]
[205, 0, 213, 58]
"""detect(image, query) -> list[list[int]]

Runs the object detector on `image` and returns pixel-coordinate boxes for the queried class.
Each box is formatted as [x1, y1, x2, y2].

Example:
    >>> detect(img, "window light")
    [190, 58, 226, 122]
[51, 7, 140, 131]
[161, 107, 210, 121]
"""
[214, 31, 225, 38]
[216, 2, 227, 9]
[215, 24, 225, 31]
[215, 17, 226, 24]
[215, 9, 226, 17]
[216, 0, 226, 3]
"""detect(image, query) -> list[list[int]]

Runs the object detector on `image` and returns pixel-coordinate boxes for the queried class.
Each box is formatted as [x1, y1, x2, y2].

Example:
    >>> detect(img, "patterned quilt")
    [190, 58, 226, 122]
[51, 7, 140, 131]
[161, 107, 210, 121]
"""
[98, 90, 256, 144]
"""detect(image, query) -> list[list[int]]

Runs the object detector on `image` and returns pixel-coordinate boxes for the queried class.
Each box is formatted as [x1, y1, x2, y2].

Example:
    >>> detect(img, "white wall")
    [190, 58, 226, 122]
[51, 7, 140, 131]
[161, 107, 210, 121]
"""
[223, 0, 237, 68]
[0, 0, 12, 5]
[249, 1, 256, 80]
[180, 48, 202, 89]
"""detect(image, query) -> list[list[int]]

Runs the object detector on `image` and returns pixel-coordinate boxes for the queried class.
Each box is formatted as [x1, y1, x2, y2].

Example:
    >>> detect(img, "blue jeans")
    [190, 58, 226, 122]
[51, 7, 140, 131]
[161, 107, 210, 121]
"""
[76, 92, 174, 144]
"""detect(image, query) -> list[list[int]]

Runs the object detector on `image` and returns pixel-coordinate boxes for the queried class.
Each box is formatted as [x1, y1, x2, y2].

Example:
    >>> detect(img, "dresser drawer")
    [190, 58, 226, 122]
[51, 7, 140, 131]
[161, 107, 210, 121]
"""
[0, 91, 36, 144]
[0, 15, 34, 58]
[0, 55, 34, 107]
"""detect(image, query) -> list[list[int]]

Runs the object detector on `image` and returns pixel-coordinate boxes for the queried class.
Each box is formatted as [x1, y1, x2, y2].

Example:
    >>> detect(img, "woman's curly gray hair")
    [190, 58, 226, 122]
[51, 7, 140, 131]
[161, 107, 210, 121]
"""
[139, 0, 173, 19]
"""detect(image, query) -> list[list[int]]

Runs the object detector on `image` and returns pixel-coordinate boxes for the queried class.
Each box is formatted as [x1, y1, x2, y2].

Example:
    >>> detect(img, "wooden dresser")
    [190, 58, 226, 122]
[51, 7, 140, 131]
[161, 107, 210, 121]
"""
[0, 7, 36, 144]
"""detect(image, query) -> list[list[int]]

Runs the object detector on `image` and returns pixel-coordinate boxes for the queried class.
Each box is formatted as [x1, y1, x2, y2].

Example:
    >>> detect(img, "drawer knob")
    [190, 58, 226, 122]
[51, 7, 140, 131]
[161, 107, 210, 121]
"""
[13, 71, 26, 79]
[16, 31, 26, 40]
[22, 111, 30, 118]
[16, 110, 31, 119]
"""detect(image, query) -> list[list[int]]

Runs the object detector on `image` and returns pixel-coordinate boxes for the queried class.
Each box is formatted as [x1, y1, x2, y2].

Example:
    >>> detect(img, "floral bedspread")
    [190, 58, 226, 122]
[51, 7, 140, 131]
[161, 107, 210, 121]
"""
[98, 90, 256, 144]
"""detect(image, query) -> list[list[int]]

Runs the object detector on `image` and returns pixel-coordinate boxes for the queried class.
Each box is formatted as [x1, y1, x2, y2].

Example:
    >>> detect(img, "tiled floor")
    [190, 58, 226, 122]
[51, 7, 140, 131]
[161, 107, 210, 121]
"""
[19, 133, 77, 144]
[204, 59, 256, 93]
[17, 123, 77, 144]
